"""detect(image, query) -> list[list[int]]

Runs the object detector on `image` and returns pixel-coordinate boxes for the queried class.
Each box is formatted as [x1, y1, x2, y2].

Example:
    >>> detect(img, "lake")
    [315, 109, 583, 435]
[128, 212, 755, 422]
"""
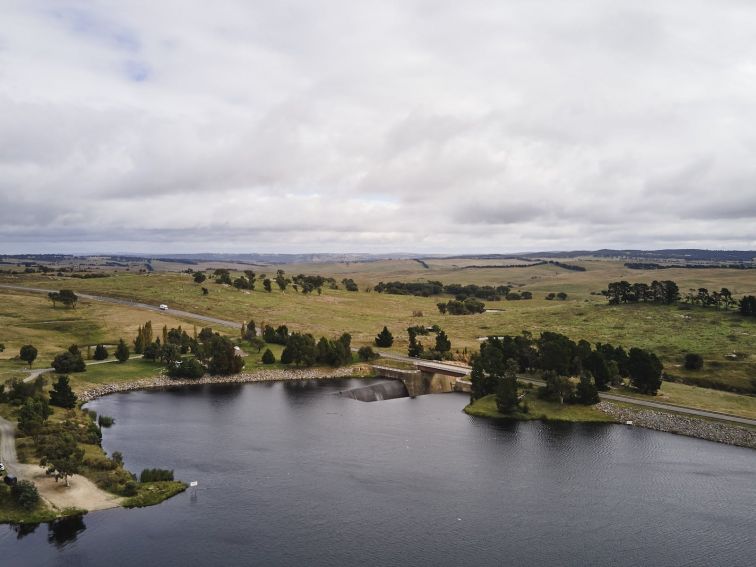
[1, 378, 754, 566]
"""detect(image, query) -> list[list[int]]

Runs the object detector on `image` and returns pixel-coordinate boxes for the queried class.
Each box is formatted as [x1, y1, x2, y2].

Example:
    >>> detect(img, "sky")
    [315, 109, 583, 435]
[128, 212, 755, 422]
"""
[1, 0, 756, 254]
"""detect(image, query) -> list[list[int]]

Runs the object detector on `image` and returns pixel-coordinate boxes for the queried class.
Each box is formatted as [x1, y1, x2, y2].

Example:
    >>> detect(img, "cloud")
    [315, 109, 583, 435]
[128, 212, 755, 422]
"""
[0, 0, 755, 253]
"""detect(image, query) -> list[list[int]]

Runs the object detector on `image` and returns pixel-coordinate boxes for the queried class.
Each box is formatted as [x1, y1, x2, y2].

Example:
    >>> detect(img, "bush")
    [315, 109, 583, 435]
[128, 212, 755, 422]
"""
[168, 357, 206, 379]
[51, 350, 86, 373]
[357, 346, 379, 361]
[11, 480, 40, 510]
[684, 353, 704, 371]
[123, 481, 138, 496]
[140, 468, 174, 483]
[261, 349, 276, 364]
[93, 344, 109, 360]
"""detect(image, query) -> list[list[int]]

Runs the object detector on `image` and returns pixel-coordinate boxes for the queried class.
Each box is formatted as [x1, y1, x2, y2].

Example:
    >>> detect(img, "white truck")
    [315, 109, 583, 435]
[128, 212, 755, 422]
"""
[159, 304, 168, 310]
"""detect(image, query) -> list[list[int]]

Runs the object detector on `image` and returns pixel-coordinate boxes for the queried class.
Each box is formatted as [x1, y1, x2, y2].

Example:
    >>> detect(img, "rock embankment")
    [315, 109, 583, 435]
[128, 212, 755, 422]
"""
[596, 401, 756, 449]
[80, 366, 369, 402]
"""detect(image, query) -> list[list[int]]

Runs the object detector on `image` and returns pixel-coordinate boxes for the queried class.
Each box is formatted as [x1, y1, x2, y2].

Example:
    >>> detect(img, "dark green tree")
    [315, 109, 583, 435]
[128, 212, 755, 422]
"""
[193, 272, 207, 284]
[263, 278, 272, 292]
[18, 397, 52, 435]
[93, 344, 108, 360]
[19, 344, 38, 368]
[52, 350, 86, 373]
[495, 359, 519, 413]
[261, 348, 276, 364]
[115, 339, 130, 363]
[628, 348, 663, 395]
[434, 330, 451, 353]
[12, 480, 40, 511]
[374, 326, 394, 347]
[470, 338, 507, 400]
[49, 375, 77, 409]
[207, 335, 245, 375]
[280, 333, 317, 366]
[684, 353, 703, 371]
[574, 372, 600, 404]
[358, 346, 378, 361]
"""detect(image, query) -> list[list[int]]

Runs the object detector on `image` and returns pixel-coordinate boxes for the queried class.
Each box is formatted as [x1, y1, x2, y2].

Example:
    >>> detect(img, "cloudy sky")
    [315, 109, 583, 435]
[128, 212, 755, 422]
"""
[2, 0, 756, 254]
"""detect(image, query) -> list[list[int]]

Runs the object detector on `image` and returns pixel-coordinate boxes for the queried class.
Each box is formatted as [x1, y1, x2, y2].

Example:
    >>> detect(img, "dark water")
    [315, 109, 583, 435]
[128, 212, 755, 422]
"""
[2, 379, 755, 566]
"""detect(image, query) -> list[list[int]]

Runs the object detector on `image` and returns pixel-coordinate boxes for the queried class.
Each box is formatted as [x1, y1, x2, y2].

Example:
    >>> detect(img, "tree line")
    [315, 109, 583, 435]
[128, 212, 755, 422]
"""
[470, 331, 664, 413]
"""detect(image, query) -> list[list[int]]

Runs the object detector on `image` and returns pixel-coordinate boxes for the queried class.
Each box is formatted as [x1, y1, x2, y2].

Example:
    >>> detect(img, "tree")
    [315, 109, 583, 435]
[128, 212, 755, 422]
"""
[739, 295, 756, 317]
[93, 344, 108, 360]
[470, 338, 507, 400]
[40, 433, 84, 487]
[275, 270, 289, 292]
[374, 326, 394, 347]
[574, 372, 599, 405]
[19, 344, 38, 368]
[280, 333, 317, 366]
[628, 348, 663, 395]
[18, 397, 52, 435]
[49, 375, 77, 409]
[434, 330, 451, 353]
[115, 339, 130, 363]
[538, 371, 574, 405]
[495, 359, 519, 413]
[407, 328, 423, 358]
[436, 302, 448, 314]
[263, 278, 272, 292]
[52, 350, 86, 373]
[168, 357, 205, 379]
[193, 272, 207, 284]
[584, 351, 610, 391]
[0, 342, 5, 353]
[358, 346, 378, 361]
[207, 335, 245, 375]
[261, 349, 276, 364]
[684, 353, 704, 371]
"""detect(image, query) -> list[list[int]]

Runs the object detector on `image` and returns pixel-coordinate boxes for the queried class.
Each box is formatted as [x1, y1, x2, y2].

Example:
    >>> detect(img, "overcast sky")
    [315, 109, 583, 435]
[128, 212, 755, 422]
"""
[1, 1, 755, 254]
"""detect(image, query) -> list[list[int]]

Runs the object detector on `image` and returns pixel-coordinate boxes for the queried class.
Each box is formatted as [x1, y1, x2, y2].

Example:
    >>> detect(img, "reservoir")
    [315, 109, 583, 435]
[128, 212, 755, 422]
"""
[1, 378, 754, 566]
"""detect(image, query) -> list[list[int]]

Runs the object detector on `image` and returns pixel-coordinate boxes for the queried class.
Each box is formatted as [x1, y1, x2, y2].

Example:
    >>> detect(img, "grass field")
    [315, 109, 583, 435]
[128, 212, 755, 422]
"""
[2, 259, 753, 392]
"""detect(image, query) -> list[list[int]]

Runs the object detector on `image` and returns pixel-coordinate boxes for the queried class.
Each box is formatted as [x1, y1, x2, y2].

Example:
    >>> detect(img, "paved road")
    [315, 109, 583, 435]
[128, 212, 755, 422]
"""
[4, 283, 755, 428]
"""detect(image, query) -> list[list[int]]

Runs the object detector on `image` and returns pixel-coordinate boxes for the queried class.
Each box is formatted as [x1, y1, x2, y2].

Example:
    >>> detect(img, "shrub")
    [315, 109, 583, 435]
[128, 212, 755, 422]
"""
[357, 346, 378, 361]
[93, 344, 109, 360]
[140, 468, 174, 483]
[261, 349, 276, 364]
[168, 357, 206, 379]
[11, 480, 40, 511]
[123, 481, 138, 496]
[51, 350, 86, 373]
[684, 353, 704, 371]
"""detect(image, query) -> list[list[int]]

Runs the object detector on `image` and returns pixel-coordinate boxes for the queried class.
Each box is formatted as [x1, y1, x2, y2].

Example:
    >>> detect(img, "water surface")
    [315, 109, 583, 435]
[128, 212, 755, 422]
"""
[1, 379, 754, 566]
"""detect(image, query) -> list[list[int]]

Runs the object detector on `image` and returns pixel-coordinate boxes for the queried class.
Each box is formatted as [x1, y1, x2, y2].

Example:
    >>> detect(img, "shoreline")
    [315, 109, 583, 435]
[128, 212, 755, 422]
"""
[596, 401, 756, 450]
[79, 365, 372, 402]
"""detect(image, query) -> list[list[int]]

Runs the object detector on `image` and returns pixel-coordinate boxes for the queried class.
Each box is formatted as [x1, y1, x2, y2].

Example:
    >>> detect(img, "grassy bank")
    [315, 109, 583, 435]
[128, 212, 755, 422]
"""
[0, 484, 58, 524]
[465, 393, 615, 423]
[123, 481, 188, 508]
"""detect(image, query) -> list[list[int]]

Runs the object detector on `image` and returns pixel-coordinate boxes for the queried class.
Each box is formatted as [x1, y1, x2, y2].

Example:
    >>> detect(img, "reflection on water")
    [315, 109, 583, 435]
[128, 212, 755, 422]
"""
[9, 514, 86, 548]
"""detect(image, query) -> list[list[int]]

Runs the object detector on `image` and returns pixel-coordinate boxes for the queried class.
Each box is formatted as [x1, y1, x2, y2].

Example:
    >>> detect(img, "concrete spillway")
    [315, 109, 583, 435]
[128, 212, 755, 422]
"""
[339, 380, 410, 402]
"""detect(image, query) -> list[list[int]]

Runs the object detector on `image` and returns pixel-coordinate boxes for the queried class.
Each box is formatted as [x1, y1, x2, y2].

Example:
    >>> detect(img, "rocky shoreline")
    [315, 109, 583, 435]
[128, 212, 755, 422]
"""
[79, 366, 370, 402]
[596, 401, 756, 449]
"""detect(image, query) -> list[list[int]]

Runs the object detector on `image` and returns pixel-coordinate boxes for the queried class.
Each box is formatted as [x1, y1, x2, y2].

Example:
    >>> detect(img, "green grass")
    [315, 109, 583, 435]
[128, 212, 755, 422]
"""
[465, 393, 615, 423]
[122, 481, 187, 508]
[68, 358, 164, 392]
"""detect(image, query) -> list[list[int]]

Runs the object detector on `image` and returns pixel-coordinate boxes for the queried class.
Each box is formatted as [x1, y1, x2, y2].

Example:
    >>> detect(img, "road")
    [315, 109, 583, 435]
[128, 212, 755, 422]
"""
[3, 283, 755, 428]
[0, 415, 18, 475]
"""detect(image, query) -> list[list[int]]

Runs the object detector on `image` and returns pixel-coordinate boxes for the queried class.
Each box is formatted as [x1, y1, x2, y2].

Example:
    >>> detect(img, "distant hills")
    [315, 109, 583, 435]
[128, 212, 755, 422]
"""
[1, 249, 754, 265]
